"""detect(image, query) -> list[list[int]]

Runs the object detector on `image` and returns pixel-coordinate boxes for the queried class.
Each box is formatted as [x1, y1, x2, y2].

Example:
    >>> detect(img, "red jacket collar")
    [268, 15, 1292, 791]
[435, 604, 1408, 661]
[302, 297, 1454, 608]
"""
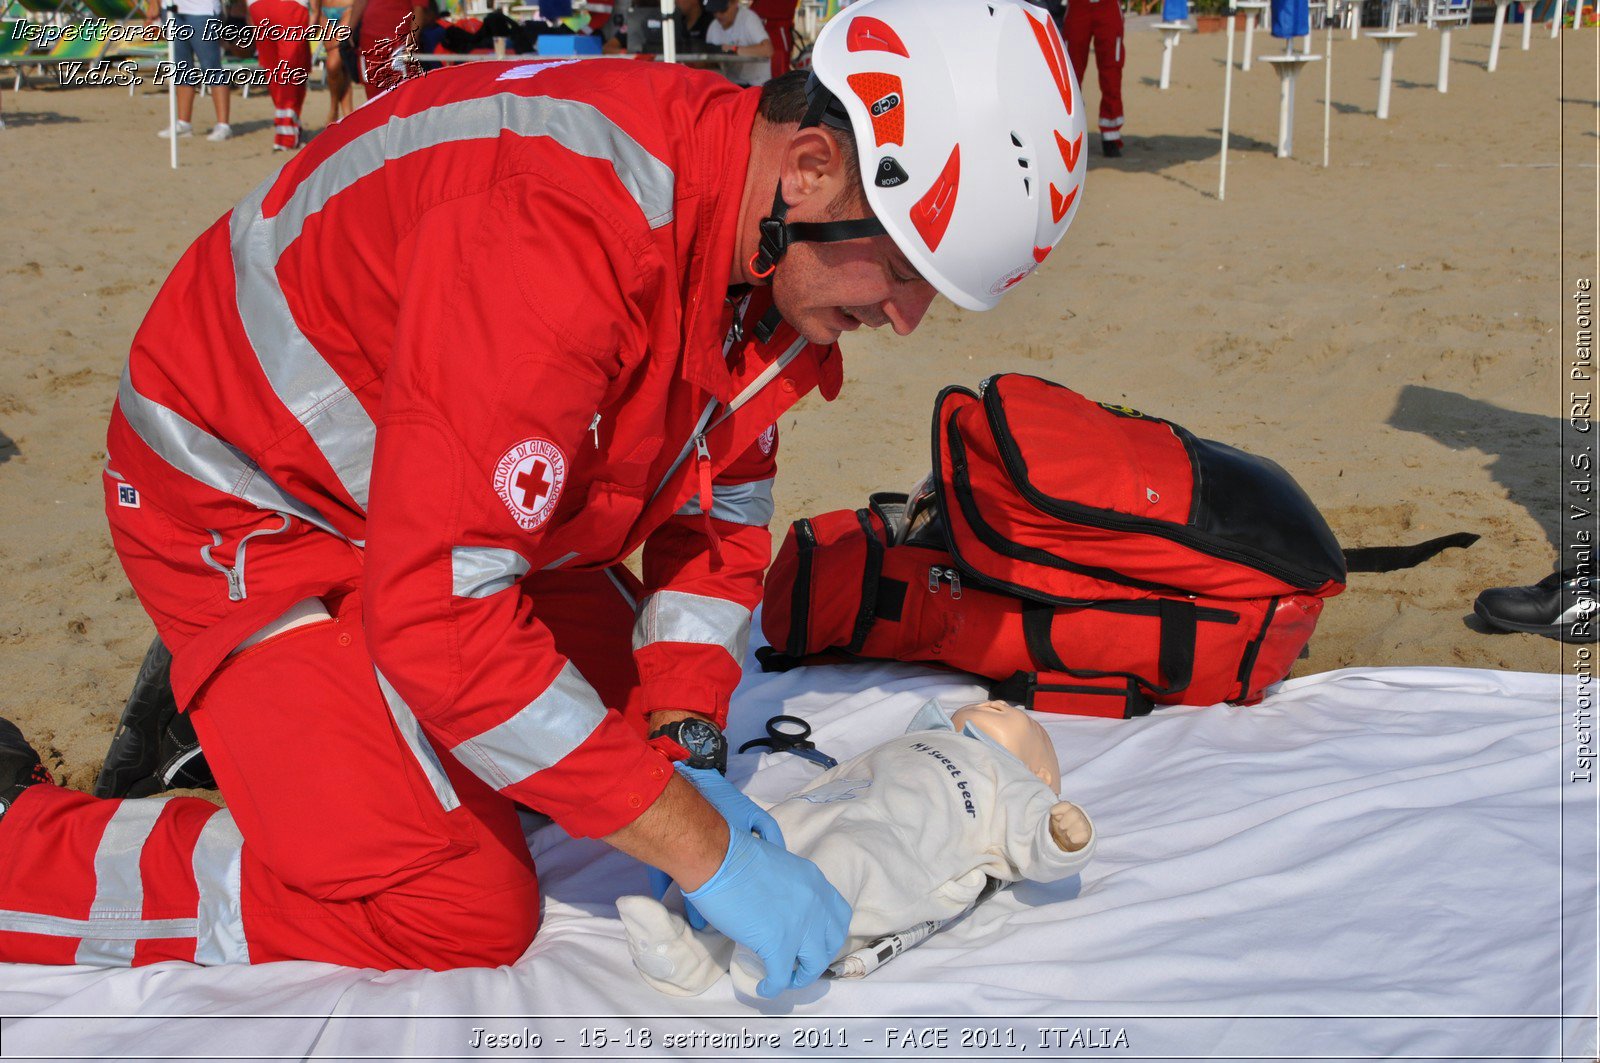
[674, 86, 844, 406]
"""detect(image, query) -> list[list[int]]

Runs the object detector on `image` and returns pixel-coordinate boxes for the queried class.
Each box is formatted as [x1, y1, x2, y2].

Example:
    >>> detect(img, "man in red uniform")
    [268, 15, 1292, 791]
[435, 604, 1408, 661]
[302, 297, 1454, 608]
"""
[247, 0, 313, 149]
[1061, 0, 1125, 156]
[0, 0, 1089, 993]
[750, 0, 797, 78]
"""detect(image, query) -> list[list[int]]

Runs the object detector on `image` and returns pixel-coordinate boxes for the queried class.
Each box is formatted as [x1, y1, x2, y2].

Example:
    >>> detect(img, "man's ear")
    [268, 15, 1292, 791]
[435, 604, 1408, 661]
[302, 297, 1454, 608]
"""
[779, 126, 848, 211]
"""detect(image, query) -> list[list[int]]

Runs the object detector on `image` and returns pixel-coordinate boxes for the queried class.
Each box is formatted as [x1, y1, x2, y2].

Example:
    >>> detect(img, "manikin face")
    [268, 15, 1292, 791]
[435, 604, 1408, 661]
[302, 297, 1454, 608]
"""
[951, 700, 1061, 792]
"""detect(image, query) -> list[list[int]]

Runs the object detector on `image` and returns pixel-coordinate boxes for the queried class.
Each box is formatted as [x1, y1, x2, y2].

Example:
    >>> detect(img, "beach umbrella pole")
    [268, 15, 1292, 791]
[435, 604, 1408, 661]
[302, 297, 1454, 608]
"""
[1322, 0, 1332, 167]
[1220, 3, 1236, 200]
[1488, 0, 1508, 69]
[1436, 23, 1451, 89]
[166, 0, 177, 169]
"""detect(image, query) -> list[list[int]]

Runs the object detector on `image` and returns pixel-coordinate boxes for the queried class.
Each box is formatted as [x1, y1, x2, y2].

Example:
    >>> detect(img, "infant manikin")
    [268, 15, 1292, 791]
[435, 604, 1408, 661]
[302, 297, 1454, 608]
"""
[617, 699, 1095, 999]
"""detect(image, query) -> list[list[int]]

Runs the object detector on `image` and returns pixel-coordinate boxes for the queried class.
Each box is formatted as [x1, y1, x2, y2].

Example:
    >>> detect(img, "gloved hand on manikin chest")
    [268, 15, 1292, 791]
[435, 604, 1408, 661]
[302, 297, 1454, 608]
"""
[617, 698, 1095, 1000]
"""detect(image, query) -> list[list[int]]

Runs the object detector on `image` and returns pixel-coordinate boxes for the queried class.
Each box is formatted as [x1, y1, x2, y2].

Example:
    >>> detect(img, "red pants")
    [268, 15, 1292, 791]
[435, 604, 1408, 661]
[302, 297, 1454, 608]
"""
[0, 459, 651, 970]
[1063, 0, 1124, 140]
[248, 0, 310, 149]
[762, 17, 793, 78]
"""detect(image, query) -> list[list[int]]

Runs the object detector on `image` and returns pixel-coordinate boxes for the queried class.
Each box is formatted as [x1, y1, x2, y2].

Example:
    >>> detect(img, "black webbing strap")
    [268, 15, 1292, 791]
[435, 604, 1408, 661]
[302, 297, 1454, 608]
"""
[754, 645, 803, 673]
[1021, 601, 1069, 673]
[1343, 532, 1480, 573]
[1156, 598, 1197, 694]
[750, 75, 890, 283]
[1021, 599, 1196, 695]
[989, 671, 1156, 720]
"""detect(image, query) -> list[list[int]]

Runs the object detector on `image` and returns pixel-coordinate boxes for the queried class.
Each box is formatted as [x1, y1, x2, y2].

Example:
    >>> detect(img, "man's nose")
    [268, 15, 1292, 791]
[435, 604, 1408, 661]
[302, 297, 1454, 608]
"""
[884, 280, 937, 336]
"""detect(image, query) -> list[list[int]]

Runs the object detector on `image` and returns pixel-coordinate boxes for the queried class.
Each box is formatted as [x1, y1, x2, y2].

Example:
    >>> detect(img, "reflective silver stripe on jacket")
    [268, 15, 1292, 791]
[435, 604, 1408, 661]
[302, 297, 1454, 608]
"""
[117, 367, 338, 535]
[374, 669, 463, 812]
[449, 661, 609, 790]
[632, 590, 751, 663]
[228, 93, 677, 514]
[451, 545, 532, 599]
[191, 810, 249, 965]
[674, 477, 774, 527]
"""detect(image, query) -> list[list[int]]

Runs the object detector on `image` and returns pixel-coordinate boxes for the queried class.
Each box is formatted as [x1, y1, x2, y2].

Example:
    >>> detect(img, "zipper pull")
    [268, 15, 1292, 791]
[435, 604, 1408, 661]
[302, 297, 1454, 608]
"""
[693, 433, 723, 566]
[928, 566, 963, 598]
[225, 567, 244, 602]
[589, 413, 602, 449]
[694, 434, 712, 514]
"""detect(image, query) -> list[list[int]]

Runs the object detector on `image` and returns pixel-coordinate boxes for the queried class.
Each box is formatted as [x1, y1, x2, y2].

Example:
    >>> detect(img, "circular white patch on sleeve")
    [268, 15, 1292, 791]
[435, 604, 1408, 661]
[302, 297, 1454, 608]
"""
[493, 438, 567, 532]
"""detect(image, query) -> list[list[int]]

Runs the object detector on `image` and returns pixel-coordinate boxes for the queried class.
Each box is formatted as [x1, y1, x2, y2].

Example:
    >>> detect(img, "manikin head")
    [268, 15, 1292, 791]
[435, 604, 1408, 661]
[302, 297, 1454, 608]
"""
[951, 700, 1061, 792]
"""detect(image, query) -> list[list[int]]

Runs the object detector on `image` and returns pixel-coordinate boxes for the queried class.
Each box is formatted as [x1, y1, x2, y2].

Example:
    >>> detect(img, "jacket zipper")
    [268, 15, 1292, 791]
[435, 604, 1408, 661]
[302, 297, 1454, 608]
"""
[646, 335, 810, 513]
[977, 376, 1328, 589]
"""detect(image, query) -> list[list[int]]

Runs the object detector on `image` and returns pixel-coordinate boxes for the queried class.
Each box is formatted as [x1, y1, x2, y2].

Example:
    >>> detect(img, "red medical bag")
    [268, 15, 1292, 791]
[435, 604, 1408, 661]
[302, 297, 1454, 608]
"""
[760, 374, 1470, 719]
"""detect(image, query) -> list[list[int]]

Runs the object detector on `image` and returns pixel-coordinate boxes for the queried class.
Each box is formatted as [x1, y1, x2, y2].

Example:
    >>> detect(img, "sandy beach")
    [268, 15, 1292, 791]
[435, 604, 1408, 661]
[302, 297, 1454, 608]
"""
[1, 21, 1594, 789]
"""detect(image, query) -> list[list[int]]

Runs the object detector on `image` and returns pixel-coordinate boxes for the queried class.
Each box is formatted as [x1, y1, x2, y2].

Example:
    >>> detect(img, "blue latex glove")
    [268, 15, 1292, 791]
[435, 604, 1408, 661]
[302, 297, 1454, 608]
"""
[684, 823, 852, 997]
[649, 764, 784, 930]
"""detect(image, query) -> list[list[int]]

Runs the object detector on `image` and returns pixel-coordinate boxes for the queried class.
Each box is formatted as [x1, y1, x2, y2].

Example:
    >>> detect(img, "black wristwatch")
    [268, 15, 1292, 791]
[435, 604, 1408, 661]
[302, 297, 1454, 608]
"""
[648, 718, 728, 775]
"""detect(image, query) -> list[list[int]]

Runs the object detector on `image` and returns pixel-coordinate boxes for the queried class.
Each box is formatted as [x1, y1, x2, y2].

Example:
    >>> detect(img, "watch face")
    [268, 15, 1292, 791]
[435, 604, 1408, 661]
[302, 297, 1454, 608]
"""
[679, 720, 719, 757]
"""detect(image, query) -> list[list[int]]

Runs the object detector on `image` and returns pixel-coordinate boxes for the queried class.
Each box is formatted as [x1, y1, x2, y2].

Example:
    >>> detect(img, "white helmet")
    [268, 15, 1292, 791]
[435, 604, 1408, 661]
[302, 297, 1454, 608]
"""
[806, 0, 1089, 311]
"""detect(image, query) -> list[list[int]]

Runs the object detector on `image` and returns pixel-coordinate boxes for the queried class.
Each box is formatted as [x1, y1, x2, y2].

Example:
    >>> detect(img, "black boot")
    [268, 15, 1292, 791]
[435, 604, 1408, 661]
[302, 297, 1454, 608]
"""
[93, 638, 214, 799]
[0, 717, 53, 817]
[1101, 135, 1123, 158]
[1474, 568, 1598, 644]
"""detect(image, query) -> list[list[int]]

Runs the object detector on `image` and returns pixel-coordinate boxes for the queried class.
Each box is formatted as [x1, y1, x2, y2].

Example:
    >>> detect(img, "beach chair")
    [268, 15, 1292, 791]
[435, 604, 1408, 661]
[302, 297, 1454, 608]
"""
[6, 18, 116, 85]
[0, 19, 43, 87]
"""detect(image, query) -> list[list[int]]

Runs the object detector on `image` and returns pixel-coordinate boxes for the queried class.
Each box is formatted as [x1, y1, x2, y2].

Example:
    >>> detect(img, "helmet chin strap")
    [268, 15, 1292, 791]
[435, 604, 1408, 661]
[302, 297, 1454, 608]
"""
[748, 75, 888, 341]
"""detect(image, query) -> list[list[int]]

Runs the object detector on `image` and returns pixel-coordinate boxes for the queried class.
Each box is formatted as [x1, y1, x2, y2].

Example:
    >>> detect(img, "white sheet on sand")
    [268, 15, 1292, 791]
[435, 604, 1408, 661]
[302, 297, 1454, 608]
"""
[0, 657, 1593, 1062]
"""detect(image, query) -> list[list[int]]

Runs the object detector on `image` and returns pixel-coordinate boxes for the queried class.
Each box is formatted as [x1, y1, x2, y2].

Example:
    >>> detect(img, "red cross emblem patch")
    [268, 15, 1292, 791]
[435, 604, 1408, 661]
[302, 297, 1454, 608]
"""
[493, 438, 567, 532]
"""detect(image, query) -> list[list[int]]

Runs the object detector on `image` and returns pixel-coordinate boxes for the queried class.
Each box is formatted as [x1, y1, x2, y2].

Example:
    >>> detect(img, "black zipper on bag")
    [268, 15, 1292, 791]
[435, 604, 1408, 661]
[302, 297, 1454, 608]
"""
[847, 508, 885, 654]
[946, 419, 1202, 599]
[1234, 596, 1279, 702]
[787, 519, 817, 658]
[978, 376, 1328, 591]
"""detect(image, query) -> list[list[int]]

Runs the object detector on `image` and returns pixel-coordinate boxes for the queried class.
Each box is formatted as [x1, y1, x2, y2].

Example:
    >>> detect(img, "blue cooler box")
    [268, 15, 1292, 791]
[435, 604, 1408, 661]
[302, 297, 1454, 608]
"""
[538, 34, 602, 55]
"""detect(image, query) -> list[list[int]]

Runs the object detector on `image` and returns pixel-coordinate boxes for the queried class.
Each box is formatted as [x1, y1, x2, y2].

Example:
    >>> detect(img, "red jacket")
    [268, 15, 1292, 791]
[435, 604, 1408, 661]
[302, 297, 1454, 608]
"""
[109, 59, 841, 839]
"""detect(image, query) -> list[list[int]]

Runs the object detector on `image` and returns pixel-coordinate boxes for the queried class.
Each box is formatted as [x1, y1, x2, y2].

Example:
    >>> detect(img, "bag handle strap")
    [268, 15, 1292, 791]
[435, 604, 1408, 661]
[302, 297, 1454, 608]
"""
[990, 671, 1156, 719]
[1019, 599, 1197, 696]
[1344, 532, 1479, 573]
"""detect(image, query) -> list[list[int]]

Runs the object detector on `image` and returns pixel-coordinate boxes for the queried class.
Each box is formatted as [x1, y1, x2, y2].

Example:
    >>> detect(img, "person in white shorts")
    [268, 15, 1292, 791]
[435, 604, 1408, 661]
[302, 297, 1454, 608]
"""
[156, 0, 234, 141]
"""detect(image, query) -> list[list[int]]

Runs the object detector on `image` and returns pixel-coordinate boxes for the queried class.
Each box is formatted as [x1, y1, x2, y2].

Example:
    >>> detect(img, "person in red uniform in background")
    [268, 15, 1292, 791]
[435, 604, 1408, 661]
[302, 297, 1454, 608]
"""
[248, 0, 312, 149]
[750, 0, 797, 78]
[1060, 0, 1124, 156]
[346, 0, 420, 95]
[0, 0, 1088, 996]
